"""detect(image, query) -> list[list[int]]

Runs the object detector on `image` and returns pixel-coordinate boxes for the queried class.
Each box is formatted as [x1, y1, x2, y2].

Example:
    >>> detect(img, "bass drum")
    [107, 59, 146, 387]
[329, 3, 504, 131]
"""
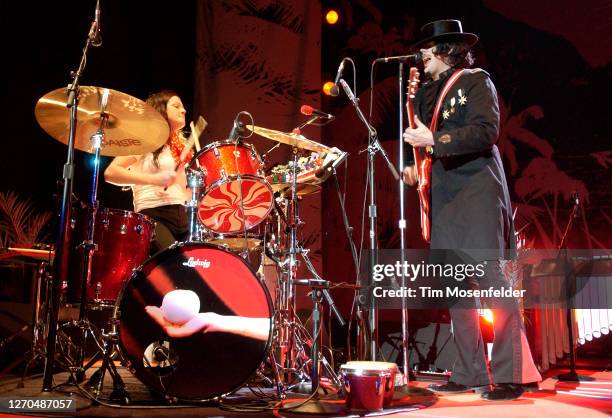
[114, 243, 273, 401]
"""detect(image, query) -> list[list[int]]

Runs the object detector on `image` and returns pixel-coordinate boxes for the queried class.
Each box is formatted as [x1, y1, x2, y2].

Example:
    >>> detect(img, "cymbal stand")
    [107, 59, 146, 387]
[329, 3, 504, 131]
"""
[273, 148, 301, 390]
[42, 0, 102, 390]
[272, 148, 343, 395]
[70, 92, 108, 382]
[66, 96, 129, 402]
[75, 123, 130, 405]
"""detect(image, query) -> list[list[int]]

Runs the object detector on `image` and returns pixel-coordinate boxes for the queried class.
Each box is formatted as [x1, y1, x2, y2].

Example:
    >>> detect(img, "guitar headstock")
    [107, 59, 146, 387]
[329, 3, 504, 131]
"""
[407, 67, 420, 99]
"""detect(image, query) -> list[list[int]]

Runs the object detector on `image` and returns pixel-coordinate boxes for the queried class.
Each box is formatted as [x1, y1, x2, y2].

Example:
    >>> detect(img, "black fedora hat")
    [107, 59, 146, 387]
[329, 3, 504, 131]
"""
[412, 19, 478, 48]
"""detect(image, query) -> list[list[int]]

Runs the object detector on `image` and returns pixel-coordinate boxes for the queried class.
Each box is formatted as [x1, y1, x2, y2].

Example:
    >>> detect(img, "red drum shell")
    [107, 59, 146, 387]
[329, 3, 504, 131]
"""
[191, 140, 263, 187]
[190, 141, 274, 234]
[341, 361, 398, 411]
[67, 208, 153, 306]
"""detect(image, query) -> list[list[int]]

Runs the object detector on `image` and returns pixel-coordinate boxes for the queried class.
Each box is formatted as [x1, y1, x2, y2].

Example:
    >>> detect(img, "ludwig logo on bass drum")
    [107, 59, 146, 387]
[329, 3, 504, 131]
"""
[182, 257, 211, 268]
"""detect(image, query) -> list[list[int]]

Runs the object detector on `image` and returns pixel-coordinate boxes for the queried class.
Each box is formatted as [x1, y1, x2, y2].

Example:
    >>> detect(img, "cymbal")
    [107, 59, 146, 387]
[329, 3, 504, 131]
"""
[35, 86, 169, 156]
[270, 182, 321, 196]
[247, 125, 330, 154]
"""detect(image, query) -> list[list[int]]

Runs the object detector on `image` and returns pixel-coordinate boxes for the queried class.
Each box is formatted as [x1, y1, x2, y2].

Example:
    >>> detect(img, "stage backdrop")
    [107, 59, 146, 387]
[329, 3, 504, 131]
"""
[318, 0, 612, 316]
[193, 0, 323, 308]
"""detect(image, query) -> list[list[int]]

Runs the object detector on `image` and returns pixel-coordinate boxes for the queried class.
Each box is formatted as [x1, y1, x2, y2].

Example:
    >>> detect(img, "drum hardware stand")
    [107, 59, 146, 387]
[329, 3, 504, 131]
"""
[280, 278, 344, 415]
[270, 147, 344, 397]
[42, 1, 102, 393]
[336, 78, 400, 361]
[69, 94, 108, 383]
[294, 278, 344, 394]
[13, 262, 49, 383]
[56, 97, 130, 402]
[272, 147, 302, 388]
[186, 169, 204, 242]
[84, 324, 131, 404]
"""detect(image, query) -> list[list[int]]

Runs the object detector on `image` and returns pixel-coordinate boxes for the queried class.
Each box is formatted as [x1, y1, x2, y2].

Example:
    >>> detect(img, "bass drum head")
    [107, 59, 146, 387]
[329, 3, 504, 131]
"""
[115, 243, 273, 401]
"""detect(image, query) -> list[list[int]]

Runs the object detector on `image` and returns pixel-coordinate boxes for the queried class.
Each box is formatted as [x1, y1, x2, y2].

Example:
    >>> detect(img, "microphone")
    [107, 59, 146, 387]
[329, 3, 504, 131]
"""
[374, 52, 421, 63]
[228, 119, 244, 140]
[329, 58, 348, 97]
[153, 344, 169, 362]
[89, 0, 102, 47]
[300, 105, 335, 120]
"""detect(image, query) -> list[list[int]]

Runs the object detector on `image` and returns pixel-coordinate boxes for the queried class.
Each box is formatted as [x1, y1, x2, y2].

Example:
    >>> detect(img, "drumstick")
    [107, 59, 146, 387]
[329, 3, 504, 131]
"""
[164, 116, 208, 190]
[192, 116, 207, 153]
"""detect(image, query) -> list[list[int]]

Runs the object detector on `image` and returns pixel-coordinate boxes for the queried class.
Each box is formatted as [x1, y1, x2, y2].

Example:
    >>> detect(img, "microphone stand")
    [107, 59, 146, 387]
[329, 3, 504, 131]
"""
[373, 54, 420, 380]
[390, 58, 432, 399]
[338, 78, 399, 360]
[556, 193, 594, 382]
[42, 8, 100, 393]
[396, 61, 412, 384]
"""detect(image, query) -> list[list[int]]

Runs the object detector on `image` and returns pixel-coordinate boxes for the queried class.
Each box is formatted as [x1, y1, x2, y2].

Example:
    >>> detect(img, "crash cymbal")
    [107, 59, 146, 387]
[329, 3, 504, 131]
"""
[270, 182, 321, 196]
[35, 86, 169, 156]
[247, 125, 330, 154]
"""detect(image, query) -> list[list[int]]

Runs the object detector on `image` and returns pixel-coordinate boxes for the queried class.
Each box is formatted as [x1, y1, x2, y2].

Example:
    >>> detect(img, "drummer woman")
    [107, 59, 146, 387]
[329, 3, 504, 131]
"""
[104, 90, 193, 253]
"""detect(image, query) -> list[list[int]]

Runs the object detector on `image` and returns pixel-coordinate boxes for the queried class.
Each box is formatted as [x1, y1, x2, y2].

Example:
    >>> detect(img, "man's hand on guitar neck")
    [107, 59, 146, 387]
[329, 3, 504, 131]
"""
[402, 165, 418, 186]
[403, 115, 434, 148]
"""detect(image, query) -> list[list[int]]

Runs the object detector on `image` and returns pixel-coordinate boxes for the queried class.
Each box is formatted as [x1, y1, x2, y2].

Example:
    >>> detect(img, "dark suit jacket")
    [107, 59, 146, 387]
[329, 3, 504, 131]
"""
[413, 68, 516, 259]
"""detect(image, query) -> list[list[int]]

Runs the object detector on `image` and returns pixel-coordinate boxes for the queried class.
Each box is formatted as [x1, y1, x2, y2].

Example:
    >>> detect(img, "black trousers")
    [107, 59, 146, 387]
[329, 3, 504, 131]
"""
[140, 204, 188, 255]
[448, 260, 541, 386]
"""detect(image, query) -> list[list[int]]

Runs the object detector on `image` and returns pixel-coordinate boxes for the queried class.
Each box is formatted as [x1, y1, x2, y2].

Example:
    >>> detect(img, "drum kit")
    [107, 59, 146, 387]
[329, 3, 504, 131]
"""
[33, 85, 350, 403]
[20, 8, 431, 412]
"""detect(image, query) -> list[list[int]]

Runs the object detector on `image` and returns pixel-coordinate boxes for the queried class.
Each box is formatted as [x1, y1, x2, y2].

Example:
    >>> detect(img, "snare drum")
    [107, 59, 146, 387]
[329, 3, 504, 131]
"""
[67, 208, 153, 308]
[190, 140, 273, 234]
[340, 361, 398, 412]
[113, 242, 273, 401]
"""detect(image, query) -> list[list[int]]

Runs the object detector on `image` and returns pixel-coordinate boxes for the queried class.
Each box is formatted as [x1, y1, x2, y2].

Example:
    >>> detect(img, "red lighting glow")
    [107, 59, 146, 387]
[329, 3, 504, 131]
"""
[325, 10, 339, 25]
[480, 308, 494, 323]
[322, 81, 335, 96]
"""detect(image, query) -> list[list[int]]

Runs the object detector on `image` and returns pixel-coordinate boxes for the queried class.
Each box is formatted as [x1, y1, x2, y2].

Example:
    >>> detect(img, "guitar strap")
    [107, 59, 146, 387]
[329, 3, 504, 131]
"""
[416, 69, 466, 242]
[429, 69, 466, 132]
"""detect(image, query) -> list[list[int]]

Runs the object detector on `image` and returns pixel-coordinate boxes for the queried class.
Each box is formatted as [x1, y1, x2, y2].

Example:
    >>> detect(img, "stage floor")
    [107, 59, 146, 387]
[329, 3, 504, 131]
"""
[0, 367, 610, 417]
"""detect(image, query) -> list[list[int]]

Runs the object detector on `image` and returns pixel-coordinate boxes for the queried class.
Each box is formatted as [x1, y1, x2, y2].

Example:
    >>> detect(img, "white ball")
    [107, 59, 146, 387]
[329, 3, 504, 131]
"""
[160, 289, 200, 325]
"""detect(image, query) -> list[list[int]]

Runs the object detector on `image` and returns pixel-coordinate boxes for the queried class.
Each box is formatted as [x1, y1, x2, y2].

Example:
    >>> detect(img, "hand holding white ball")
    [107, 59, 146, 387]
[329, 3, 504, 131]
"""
[160, 289, 200, 325]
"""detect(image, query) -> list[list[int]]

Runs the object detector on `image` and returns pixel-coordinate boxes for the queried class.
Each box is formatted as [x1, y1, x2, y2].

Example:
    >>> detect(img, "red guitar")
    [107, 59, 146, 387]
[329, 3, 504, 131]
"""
[406, 67, 432, 242]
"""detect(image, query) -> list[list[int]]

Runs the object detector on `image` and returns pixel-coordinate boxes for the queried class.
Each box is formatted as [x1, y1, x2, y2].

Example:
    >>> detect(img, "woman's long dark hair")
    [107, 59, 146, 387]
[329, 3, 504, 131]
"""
[146, 90, 179, 167]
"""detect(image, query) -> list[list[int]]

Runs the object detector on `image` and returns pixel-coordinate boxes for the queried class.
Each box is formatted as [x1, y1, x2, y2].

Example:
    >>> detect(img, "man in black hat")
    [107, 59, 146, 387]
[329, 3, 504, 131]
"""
[403, 19, 541, 401]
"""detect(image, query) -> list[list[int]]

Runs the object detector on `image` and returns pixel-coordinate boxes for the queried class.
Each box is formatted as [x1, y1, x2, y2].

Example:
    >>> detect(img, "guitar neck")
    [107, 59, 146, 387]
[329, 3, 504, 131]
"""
[406, 76, 424, 166]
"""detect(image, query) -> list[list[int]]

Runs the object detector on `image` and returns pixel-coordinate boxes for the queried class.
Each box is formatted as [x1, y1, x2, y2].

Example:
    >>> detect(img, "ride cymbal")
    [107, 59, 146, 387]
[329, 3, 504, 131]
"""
[35, 86, 169, 156]
[247, 125, 330, 154]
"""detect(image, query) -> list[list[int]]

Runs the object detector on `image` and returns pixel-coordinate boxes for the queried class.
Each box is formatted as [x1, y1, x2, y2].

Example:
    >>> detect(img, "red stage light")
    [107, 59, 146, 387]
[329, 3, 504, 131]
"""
[322, 81, 335, 96]
[480, 308, 494, 323]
